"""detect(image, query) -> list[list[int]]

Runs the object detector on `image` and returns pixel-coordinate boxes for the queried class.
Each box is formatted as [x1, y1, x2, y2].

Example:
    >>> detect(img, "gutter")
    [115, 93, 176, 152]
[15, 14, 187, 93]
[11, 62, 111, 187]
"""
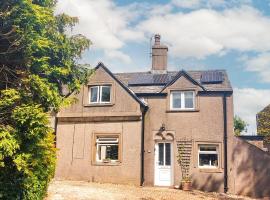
[222, 92, 228, 193]
[140, 106, 148, 186]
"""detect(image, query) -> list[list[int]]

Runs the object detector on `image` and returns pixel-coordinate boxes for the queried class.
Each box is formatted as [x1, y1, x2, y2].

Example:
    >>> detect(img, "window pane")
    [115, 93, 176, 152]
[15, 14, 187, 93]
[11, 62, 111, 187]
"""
[100, 145, 106, 160]
[184, 91, 194, 108]
[172, 92, 181, 108]
[101, 86, 111, 102]
[98, 137, 118, 142]
[165, 143, 171, 166]
[158, 143, 164, 166]
[200, 146, 217, 151]
[106, 145, 118, 160]
[96, 135, 119, 162]
[90, 87, 98, 102]
[199, 154, 218, 167]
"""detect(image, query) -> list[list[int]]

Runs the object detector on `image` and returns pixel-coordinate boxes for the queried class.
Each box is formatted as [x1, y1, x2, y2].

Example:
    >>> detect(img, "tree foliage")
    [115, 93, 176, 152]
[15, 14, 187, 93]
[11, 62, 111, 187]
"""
[234, 115, 248, 136]
[0, 0, 91, 199]
[257, 105, 270, 143]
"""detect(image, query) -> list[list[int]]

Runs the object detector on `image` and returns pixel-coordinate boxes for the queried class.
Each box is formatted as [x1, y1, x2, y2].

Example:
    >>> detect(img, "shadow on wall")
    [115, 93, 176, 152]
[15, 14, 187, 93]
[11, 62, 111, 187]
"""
[191, 174, 224, 192]
[232, 137, 270, 198]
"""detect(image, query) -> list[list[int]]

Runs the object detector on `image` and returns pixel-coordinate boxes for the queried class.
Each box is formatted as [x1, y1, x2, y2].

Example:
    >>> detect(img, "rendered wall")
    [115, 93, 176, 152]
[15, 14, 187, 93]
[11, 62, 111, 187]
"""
[142, 76, 234, 193]
[55, 66, 143, 185]
[55, 121, 142, 185]
[58, 67, 142, 118]
[231, 137, 270, 198]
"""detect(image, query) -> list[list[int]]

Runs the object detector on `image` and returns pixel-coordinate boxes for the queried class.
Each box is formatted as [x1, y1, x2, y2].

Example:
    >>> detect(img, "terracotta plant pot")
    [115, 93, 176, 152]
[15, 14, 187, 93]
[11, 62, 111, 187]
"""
[181, 181, 192, 191]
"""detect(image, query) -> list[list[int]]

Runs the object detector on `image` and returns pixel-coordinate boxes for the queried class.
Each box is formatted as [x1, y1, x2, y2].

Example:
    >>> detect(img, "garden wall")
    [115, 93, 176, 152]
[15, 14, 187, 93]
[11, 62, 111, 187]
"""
[231, 137, 270, 198]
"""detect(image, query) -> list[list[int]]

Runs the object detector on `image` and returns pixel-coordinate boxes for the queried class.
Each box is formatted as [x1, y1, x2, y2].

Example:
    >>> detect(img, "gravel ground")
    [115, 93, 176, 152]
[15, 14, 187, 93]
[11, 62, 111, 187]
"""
[46, 180, 253, 200]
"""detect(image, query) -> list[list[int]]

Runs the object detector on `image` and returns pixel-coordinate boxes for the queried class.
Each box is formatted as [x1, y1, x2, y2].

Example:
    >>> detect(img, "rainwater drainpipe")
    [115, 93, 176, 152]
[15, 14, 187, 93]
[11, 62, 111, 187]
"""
[140, 106, 148, 186]
[223, 92, 228, 193]
[53, 113, 58, 148]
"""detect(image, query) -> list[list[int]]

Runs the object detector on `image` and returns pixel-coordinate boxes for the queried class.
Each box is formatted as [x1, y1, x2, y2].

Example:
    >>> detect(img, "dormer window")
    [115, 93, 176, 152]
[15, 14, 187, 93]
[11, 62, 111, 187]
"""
[89, 85, 111, 104]
[170, 91, 195, 110]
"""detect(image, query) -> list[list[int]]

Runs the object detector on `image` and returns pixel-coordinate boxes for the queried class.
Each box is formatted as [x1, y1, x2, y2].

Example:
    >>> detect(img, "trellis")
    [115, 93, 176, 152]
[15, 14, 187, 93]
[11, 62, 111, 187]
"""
[177, 139, 193, 181]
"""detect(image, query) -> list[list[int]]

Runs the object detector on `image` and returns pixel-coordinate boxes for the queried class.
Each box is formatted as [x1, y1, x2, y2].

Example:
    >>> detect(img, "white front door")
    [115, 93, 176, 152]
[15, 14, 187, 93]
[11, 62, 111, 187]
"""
[154, 142, 173, 186]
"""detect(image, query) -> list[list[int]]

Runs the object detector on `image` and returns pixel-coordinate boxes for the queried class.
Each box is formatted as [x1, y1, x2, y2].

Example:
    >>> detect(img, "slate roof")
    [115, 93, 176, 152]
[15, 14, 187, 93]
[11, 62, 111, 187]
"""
[114, 70, 232, 94]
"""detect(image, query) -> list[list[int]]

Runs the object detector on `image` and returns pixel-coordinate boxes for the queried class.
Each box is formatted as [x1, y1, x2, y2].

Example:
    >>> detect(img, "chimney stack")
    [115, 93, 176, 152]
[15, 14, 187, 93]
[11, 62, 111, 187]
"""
[151, 34, 168, 73]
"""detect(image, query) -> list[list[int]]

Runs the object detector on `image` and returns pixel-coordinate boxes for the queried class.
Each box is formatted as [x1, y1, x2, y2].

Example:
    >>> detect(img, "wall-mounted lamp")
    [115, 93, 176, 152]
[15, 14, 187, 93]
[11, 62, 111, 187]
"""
[160, 123, 166, 131]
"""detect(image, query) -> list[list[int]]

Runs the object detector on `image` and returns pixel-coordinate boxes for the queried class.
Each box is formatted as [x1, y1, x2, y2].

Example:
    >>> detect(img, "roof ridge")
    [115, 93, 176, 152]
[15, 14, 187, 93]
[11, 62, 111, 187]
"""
[114, 69, 227, 74]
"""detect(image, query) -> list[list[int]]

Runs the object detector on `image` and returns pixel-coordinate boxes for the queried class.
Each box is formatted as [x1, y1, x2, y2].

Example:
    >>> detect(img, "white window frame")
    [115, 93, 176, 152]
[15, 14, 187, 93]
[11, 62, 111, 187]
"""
[157, 142, 172, 166]
[89, 85, 111, 104]
[198, 145, 219, 169]
[170, 91, 195, 110]
[96, 137, 119, 163]
[89, 86, 99, 103]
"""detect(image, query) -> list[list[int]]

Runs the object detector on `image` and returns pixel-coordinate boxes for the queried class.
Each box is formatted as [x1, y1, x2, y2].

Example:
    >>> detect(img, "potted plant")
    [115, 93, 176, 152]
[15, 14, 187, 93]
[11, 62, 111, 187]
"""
[181, 176, 192, 191]
[177, 141, 192, 191]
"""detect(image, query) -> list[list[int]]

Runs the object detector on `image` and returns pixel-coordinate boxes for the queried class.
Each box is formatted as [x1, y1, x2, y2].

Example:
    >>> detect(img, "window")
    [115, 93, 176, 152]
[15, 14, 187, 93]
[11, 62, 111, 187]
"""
[198, 145, 218, 168]
[170, 91, 195, 110]
[158, 143, 171, 166]
[89, 85, 111, 104]
[94, 134, 120, 164]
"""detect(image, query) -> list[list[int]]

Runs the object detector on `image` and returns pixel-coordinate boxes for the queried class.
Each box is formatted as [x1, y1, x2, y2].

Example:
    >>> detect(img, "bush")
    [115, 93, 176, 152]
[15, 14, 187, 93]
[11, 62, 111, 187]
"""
[0, 0, 90, 198]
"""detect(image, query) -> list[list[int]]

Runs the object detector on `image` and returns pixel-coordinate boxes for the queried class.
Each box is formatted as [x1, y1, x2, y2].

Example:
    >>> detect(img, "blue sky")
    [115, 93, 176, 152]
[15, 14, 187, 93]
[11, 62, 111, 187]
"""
[57, 0, 270, 134]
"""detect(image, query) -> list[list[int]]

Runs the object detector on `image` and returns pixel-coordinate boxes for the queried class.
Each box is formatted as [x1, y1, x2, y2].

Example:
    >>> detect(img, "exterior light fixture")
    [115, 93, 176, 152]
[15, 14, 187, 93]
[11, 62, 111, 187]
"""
[161, 123, 166, 131]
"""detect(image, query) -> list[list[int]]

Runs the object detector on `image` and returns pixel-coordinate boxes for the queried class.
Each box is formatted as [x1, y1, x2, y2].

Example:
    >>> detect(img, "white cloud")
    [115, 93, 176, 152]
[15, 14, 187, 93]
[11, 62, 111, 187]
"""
[243, 53, 270, 83]
[56, 0, 144, 63]
[234, 88, 270, 134]
[148, 3, 173, 16]
[172, 0, 251, 9]
[56, 0, 270, 81]
[57, 1, 270, 63]
[105, 50, 132, 64]
[138, 6, 270, 59]
[172, 0, 209, 8]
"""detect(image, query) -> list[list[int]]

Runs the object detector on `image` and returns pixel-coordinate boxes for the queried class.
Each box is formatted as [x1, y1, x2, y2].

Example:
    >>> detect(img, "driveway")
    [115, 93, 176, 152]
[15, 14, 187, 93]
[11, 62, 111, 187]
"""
[46, 180, 252, 200]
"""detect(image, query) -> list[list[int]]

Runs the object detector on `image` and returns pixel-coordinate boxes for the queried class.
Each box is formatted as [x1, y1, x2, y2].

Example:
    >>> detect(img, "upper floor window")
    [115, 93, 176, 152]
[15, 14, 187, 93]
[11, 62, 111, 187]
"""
[89, 85, 111, 104]
[170, 91, 195, 110]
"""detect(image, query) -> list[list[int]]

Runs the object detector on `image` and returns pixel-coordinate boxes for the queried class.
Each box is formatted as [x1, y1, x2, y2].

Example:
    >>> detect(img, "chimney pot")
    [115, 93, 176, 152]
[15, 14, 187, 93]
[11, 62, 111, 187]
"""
[154, 34, 161, 45]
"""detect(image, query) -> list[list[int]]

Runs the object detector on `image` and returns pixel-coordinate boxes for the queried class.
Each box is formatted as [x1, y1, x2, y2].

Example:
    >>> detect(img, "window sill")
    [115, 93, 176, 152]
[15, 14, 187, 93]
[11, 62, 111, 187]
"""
[198, 168, 222, 173]
[92, 161, 121, 166]
[84, 103, 114, 107]
[166, 109, 199, 113]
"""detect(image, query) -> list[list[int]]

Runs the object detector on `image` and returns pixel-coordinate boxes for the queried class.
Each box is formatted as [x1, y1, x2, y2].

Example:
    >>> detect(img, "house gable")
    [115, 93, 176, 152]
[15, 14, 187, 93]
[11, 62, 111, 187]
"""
[161, 70, 206, 93]
[159, 70, 206, 112]
[93, 63, 147, 108]
[58, 62, 146, 119]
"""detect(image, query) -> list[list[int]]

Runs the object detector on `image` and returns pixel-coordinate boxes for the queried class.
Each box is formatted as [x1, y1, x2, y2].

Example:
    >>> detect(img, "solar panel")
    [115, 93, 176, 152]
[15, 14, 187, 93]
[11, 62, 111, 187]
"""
[200, 71, 223, 83]
[128, 74, 172, 85]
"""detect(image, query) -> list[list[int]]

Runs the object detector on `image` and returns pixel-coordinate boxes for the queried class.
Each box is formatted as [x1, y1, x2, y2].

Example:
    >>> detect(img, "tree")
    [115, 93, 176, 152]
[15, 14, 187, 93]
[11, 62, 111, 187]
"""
[234, 116, 248, 136]
[0, 0, 91, 199]
[257, 105, 270, 143]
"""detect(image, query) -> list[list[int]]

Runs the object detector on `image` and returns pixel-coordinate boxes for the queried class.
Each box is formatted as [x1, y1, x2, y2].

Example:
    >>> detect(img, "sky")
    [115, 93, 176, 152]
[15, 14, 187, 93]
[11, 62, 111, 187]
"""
[56, 0, 270, 134]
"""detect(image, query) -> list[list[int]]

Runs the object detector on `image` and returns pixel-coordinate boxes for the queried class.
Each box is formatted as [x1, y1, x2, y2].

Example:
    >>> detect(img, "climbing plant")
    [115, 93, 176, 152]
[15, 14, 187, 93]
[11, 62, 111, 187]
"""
[177, 139, 192, 182]
[0, 0, 91, 199]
